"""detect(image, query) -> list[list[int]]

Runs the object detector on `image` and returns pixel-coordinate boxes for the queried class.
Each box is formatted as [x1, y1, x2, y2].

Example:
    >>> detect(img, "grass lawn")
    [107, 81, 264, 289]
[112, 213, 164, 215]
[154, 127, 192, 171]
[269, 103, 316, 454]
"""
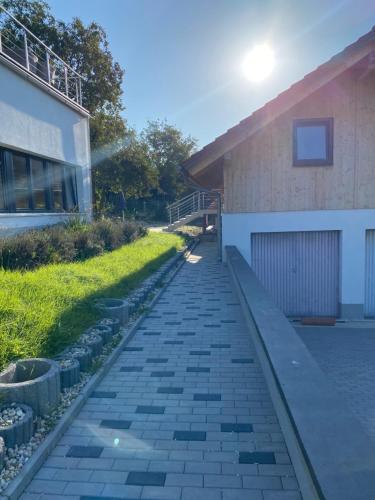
[0, 232, 185, 370]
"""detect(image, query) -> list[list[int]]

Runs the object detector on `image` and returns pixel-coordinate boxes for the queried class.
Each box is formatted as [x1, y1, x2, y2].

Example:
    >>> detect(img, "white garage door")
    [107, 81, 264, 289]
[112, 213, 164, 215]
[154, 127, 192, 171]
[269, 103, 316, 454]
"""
[251, 231, 339, 317]
[365, 230, 375, 317]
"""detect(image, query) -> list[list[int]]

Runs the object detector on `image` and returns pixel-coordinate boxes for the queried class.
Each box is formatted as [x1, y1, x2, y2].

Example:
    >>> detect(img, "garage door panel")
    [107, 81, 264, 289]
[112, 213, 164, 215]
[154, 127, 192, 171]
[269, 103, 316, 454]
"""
[251, 231, 339, 317]
[365, 230, 375, 317]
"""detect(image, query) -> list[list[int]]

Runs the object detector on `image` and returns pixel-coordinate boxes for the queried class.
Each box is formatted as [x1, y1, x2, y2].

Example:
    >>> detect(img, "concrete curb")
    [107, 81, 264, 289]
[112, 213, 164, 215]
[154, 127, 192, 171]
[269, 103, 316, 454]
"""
[226, 245, 375, 500]
[0, 239, 197, 500]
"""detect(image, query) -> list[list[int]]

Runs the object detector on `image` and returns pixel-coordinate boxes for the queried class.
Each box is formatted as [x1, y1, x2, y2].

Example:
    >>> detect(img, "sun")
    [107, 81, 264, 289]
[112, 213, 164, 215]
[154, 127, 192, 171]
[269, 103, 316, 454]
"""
[242, 44, 275, 83]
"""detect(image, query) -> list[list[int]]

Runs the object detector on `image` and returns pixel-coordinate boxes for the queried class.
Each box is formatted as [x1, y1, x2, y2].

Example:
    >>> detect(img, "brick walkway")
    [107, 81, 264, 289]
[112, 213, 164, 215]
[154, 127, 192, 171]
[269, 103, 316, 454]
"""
[22, 243, 301, 500]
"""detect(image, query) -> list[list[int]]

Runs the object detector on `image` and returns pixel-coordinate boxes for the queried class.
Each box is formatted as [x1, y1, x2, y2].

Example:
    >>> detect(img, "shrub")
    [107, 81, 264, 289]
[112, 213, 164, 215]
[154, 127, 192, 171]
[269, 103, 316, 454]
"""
[0, 218, 147, 271]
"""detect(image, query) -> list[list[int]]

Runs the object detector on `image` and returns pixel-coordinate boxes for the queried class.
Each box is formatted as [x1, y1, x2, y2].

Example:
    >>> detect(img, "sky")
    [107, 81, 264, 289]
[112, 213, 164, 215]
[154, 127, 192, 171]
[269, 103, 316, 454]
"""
[46, 0, 375, 148]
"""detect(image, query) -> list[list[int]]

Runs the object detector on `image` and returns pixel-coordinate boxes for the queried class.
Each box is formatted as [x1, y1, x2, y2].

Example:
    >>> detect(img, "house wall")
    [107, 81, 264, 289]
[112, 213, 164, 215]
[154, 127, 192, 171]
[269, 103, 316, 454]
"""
[223, 70, 375, 213]
[0, 62, 92, 234]
[222, 209, 375, 319]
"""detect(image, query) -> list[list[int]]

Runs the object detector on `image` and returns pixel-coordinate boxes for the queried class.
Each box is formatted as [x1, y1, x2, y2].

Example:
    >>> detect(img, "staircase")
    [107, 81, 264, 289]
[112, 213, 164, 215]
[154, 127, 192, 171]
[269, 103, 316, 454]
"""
[167, 191, 218, 231]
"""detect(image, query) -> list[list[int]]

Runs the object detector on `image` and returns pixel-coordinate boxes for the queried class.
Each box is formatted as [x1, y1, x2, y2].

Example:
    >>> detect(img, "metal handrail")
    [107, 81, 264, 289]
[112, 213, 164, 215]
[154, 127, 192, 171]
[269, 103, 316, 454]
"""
[168, 191, 218, 225]
[0, 5, 85, 107]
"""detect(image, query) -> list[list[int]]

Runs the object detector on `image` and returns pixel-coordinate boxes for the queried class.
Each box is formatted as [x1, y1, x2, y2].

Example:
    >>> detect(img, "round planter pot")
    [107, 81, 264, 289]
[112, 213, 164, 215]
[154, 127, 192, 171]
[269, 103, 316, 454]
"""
[56, 358, 80, 390]
[0, 403, 33, 449]
[63, 345, 93, 372]
[0, 437, 4, 471]
[78, 334, 103, 358]
[96, 318, 120, 336]
[86, 325, 112, 345]
[95, 298, 129, 326]
[0, 358, 61, 417]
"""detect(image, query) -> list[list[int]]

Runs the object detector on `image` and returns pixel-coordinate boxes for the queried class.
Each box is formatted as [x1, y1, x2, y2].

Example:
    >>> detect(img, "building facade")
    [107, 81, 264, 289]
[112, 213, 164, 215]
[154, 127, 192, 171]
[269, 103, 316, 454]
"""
[0, 8, 91, 236]
[183, 27, 375, 319]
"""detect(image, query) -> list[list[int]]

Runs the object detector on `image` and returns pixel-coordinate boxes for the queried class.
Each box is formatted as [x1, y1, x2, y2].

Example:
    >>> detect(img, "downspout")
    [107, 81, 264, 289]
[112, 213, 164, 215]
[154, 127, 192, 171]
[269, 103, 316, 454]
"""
[179, 166, 222, 262]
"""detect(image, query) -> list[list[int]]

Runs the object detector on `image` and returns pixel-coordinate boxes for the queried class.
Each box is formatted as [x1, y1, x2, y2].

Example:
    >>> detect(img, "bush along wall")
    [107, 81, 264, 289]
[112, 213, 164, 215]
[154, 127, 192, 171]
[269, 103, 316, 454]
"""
[0, 218, 147, 271]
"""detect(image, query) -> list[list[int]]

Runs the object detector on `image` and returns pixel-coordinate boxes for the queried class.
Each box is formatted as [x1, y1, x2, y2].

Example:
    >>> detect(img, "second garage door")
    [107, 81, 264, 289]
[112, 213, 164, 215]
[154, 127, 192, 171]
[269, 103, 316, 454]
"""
[251, 230, 339, 317]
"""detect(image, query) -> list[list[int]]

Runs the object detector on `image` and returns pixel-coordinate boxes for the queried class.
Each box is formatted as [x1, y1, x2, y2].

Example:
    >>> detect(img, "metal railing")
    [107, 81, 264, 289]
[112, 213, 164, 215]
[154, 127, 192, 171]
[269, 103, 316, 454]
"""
[0, 6, 84, 107]
[167, 191, 218, 225]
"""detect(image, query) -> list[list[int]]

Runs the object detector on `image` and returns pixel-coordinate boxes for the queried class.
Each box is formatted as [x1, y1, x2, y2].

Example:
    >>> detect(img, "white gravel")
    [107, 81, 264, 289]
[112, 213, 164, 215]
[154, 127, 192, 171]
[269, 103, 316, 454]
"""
[0, 405, 25, 428]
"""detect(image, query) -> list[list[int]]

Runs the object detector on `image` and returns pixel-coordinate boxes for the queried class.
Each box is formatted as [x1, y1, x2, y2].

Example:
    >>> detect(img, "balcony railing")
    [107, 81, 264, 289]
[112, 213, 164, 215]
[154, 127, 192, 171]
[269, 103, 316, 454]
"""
[0, 6, 84, 108]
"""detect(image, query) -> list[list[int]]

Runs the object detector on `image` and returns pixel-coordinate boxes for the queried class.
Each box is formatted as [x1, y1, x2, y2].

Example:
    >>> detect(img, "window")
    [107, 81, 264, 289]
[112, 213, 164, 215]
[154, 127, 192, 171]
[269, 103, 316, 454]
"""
[293, 118, 333, 166]
[30, 158, 47, 210]
[50, 163, 64, 210]
[13, 153, 32, 210]
[0, 147, 78, 213]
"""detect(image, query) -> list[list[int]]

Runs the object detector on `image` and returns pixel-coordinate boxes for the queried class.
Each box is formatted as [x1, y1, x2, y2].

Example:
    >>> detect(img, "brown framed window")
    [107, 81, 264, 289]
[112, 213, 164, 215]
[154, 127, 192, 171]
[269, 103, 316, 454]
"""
[293, 118, 333, 166]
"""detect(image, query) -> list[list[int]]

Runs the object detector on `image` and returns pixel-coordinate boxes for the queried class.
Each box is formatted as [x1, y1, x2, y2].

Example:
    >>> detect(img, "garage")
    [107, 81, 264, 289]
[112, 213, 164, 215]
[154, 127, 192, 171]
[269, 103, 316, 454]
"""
[365, 230, 375, 317]
[251, 230, 340, 317]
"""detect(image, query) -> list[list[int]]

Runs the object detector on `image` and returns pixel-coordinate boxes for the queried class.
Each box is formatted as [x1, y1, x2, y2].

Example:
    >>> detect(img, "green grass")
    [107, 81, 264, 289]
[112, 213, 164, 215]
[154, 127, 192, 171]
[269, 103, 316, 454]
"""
[0, 232, 185, 370]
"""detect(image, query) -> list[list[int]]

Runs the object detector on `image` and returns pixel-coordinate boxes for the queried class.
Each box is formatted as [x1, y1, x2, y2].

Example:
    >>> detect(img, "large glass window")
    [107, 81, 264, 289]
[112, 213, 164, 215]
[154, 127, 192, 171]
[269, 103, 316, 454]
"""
[0, 147, 78, 213]
[30, 158, 47, 210]
[50, 163, 64, 210]
[13, 154, 31, 210]
[293, 118, 333, 166]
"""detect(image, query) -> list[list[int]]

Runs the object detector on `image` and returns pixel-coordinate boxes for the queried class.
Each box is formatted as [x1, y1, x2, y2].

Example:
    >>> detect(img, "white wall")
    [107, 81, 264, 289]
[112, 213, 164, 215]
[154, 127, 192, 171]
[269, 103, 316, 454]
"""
[0, 62, 92, 220]
[222, 209, 375, 316]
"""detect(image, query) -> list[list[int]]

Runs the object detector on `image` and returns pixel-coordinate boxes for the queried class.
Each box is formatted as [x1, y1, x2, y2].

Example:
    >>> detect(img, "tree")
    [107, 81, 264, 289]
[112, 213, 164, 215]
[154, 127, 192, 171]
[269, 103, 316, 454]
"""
[141, 120, 197, 202]
[94, 131, 158, 212]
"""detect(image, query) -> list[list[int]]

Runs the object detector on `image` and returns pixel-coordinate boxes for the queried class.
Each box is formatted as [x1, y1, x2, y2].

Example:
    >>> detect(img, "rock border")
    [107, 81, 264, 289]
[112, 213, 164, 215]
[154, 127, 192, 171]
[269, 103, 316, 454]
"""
[0, 239, 197, 500]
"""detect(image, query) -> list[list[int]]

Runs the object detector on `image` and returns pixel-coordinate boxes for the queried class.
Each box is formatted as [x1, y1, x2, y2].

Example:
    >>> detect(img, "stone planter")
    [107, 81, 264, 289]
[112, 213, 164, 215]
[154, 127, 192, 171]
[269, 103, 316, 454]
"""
[0, 437, 4, 471]
[62, 345, 92, 372]
[86, 325, 112, 345]
[56, 358, 80, 390]
[95, 298, 129, 326]
[96, 318, 120, 335]
[0, 404, 33, 448]
[78, 333, 103, 357]
[0, 358, 60, 416]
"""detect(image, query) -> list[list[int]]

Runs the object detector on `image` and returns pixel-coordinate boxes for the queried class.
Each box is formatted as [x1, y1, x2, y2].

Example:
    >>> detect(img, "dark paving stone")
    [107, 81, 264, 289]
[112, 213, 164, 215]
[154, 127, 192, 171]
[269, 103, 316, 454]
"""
[204, 324, 221, 328]
[221, 423, 253, 433]
[147, 315, 161, 319]
[231, 358, 254, 364]
[143, 331, 161, 336]
[157, 387, 184, 394]
[100, 420, 132, 429]
[136, 405, 165, 414]
[206, 308, 220, 311]
[186, 306, 200, 309]
[120, 366, 143, 372]
[173, 431, 206, 441]
[178, 331, 195, 336]
[164, 340, 184, 345]
[211, 344, 231, 348]
[126, 471, 166, 486]
[66, 446, 103, 458]
[138, 326, 148, 330]
[123, 347, 144, 352]
[146, 358, 168, 363]
[165, 321, 181, 325]
[162, 312, 178, 315]
[80, 497, 143, 500]
[207, 299, 220, 302]
[190, 351, 211, 356]
[221, 320, 237, 323]
[239, 451, 276, 464]
[227, 303, 240, 306]
[198, 313, 213, 317]
[194, 394, 221, 401]
[90, 391, 117, 399]
[150, 371, 175, 377]
[187, 367, 210, 373]
[182, 317, 198, 321]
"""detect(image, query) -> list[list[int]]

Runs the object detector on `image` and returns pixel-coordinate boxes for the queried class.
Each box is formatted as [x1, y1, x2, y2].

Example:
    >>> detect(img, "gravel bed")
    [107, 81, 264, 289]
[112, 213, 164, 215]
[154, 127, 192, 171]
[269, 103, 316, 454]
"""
[0, 405, 25, 428]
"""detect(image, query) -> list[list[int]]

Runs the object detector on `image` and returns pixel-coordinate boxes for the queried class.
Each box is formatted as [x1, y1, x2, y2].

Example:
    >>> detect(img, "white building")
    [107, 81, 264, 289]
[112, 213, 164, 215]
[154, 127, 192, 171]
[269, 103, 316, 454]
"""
[182, 27, 375, 319]
[0, 7, 91, 236]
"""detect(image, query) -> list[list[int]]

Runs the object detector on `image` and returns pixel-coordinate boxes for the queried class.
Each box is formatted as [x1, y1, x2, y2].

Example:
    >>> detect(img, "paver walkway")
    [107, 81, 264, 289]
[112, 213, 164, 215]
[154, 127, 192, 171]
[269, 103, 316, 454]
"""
[296, 325, 375, 441]
[22, 243, 300, 500]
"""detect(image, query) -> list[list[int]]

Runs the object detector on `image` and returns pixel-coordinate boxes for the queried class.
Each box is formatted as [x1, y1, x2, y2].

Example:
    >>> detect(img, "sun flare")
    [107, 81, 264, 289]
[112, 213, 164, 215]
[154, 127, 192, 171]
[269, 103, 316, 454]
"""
[242, 44, 275, 83]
